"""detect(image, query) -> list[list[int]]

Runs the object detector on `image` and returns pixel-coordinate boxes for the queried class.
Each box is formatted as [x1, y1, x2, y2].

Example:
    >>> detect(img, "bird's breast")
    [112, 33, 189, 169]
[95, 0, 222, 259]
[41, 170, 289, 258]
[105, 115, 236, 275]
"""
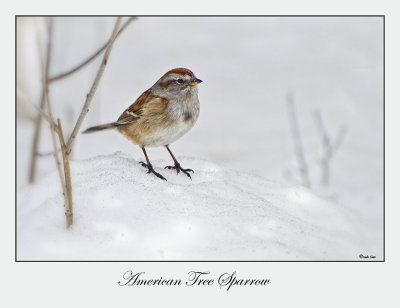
[140, 99, 199, 147]
[167, 97, 200, 122]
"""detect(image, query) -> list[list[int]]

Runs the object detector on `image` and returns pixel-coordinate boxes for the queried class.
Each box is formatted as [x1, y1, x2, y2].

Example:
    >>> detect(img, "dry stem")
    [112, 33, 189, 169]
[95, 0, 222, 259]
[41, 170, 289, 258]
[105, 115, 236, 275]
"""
[286, 92, 311, 188]
[48, 17, 135, 83]
[55, 119, 73, 228]
[65, 17, 122, 154]
[28, 92, 45, 183]
[28, 98, 55, 127]
[39, 18, 67, 192]
[28, 18, 53, 183]
[314, 109, 347, 186]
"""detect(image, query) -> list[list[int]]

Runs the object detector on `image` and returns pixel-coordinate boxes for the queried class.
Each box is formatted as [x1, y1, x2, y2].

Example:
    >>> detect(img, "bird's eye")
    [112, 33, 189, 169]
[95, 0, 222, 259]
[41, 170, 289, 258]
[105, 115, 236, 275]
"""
[176, 78, 184, 84]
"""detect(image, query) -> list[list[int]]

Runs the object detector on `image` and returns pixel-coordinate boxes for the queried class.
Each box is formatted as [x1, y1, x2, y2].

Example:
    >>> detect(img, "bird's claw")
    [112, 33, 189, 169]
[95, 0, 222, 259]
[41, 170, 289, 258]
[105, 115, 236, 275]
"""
[139, 161, 148, 167]
[139, 161, 167, 181]
[164, 163, 194, 180]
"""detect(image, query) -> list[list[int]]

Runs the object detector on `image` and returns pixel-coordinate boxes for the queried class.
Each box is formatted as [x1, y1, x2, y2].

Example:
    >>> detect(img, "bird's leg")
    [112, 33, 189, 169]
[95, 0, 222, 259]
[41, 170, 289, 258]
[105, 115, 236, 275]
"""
[139, 147, 167, 181]
[164, 145, 193, 179]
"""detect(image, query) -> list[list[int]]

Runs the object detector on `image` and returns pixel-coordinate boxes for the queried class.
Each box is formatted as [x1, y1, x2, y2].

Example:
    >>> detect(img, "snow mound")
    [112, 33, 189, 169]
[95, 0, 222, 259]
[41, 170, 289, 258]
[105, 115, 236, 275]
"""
[17, 151, 372, 261]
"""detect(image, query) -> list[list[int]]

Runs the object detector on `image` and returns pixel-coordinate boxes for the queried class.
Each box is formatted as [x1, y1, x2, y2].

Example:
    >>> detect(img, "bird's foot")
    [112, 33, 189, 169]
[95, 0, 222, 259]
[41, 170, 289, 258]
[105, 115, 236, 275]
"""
[138, 161, 149, 168]
[164, 162, 194, 180]
[138, 161, 167, 181]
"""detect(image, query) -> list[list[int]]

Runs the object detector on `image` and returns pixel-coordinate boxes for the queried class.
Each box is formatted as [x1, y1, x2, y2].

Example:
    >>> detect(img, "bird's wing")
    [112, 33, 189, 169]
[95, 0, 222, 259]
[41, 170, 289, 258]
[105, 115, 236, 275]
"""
[116, 89, 168, 125]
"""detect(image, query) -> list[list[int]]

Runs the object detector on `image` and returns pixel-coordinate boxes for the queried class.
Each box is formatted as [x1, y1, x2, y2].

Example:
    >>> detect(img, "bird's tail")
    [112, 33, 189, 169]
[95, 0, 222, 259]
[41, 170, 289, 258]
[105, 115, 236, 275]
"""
[82, 122, 118, 134]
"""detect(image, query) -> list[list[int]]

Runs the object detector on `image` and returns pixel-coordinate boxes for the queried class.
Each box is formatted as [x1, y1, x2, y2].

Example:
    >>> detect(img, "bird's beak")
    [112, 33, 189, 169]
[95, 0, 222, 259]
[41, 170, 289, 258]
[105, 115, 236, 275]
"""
[189, 78, 203, 86]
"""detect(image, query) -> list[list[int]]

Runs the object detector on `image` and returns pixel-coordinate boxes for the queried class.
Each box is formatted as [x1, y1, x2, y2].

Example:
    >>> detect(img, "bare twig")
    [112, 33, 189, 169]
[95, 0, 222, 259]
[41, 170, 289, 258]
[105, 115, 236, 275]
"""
[28, 18, 53, 183]
[48, 17, 135, 83]
[313, 109, 347, 186]
[65, 17, 122, 154]
[40, 19, 68, 194]
[314, 110, 331, 152]
[28, 92, 44, 183]
[37, 149, 62, 157]
[333, 125, 347, 153]
[28, 98, 55, 127]
[55, 119, 73, 228]
[314, 110, 330, 186]
[20, 93, 61, 155]
[31, 18, 68, 212]
[286, 92, 311, 188]
[46, 104, 66, 190]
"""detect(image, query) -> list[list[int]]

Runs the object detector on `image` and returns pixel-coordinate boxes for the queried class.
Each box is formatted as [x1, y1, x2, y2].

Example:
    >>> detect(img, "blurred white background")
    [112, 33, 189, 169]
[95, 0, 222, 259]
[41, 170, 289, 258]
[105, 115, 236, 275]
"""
[17, 16, 383, 240]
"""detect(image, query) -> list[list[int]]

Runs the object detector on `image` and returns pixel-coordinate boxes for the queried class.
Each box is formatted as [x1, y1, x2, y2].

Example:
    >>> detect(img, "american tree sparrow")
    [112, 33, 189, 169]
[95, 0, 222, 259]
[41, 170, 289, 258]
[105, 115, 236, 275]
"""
[83, 68, 202, 181]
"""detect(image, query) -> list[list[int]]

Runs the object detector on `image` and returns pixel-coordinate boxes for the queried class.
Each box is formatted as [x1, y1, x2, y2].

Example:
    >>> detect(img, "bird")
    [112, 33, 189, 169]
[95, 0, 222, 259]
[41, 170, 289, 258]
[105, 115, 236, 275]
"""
[83, 68, 202, 181]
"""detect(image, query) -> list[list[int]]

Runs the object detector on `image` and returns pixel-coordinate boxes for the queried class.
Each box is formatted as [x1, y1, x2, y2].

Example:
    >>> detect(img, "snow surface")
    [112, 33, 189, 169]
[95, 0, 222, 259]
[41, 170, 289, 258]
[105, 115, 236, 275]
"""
[17, 152, 378, 261]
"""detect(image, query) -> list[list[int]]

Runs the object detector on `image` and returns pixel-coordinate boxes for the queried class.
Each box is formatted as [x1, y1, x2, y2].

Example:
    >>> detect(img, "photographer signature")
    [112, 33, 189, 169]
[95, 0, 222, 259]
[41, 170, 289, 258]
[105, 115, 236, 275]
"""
[359, 254, 376, 259]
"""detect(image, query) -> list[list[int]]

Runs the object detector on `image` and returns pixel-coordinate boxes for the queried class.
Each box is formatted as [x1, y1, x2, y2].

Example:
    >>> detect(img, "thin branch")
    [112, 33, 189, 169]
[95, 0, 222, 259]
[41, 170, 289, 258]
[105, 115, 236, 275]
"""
[314, 110, 332, 158]
[286, 92, 311, 188]
[55, 119, 73, 228]
[41, 19, 67, 193]
[28, 98, 55, 128]
[65, 17, 122, 154]
[32, 18, 68, 204]
[333, 125, 347, 153]
[48, 17, 135, 83]
[29, 18, 53, 183]
[37, 149, 62, 157]
[44, 18, 52, 78]
[28, 92, 45, 183]
[46, 107, 66, 189]
[313, 109, 347, 187]
[314, 110, 331, 186]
